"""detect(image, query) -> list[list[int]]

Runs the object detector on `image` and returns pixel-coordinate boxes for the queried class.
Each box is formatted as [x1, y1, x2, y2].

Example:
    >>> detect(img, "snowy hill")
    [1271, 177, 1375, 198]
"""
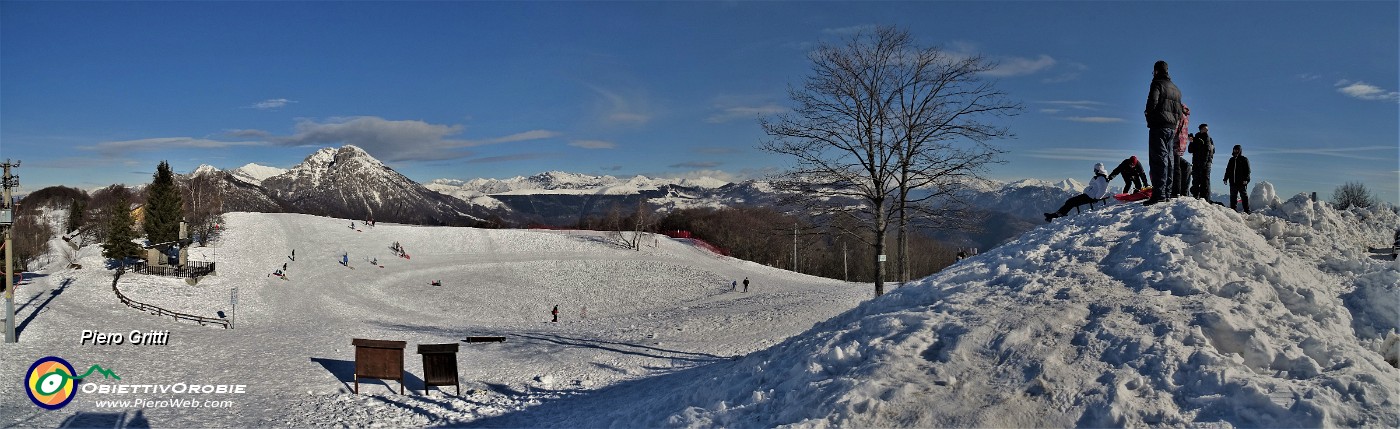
[471, 194, 1400, 428]
[2, 194, 1395, 427]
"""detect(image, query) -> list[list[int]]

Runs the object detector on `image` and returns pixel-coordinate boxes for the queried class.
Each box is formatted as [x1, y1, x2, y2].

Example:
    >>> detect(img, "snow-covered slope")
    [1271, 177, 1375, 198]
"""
[0, 211, 868, 427]
[5, 188, 1394, 427]
[476, 195, 1400, 428]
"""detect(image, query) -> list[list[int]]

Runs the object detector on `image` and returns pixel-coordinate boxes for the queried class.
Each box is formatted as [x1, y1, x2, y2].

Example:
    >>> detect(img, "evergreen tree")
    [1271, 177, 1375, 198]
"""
[143, 161, 184, 244]
[67, 199, 86, 233]
[103, 193, 141, 264]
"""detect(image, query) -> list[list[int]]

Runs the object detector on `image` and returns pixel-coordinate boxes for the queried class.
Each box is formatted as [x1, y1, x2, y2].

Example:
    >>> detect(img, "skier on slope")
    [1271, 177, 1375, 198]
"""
[742, 277, 749, 293]
[551, 305, 559, 323]
[1045, 163, 1112, 222]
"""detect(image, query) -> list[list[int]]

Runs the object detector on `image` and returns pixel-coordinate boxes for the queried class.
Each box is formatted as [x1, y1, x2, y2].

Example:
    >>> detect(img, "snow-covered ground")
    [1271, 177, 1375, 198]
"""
[2, 191, 1396, 428]
[0, 212, 867, 427]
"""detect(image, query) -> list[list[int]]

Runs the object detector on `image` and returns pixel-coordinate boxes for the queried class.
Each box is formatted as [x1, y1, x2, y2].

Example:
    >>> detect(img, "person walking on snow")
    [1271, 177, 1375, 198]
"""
[551, 305, 559, 323]
[1189, 123, 1216, 199]
[1045, 163, 1112, 222]
[1223, 144, 1251, 213]
[1144, 60, 1184, 205]
[731, 280, 737, 291]
[1107, 156, 1148, 194]
[742, 277, 749, 293]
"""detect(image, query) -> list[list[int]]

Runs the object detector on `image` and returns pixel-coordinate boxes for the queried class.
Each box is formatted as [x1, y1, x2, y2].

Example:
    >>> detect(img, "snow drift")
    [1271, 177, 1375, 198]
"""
[476, 195, 1399, 428]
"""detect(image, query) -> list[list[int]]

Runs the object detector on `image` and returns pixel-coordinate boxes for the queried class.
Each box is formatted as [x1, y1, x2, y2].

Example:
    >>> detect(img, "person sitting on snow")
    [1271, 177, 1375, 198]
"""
[1045, 163, 1112, 222]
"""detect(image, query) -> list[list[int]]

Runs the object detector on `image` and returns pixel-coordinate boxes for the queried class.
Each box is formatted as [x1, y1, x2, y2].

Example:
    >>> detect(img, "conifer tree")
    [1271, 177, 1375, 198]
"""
[103, 193, 141, 264]
[143, 161, 184, 244]
[67, 199, 86, 233]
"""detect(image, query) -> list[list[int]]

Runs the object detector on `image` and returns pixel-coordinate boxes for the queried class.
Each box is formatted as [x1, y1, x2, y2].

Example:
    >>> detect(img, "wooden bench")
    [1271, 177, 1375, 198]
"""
[417, 343, 460, 395]
[351, 338, 406, 394]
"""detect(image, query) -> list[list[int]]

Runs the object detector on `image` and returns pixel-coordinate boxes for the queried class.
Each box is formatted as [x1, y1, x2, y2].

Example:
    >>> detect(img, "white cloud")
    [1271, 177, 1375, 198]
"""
[570, 140, 616, 149]
[1025, 148, 1127, 161]
[983, 54, 1056, 77]
[273, 116, 474, 162]
[1040, 100, 1107, 110]
[1042, 62, 1089, 83]
[1335, 80, 1400, 102]
[822, 24, 877, 36]
[1064, 116, 1125, 123]
[670, 161, 722, 169]
[589, 86, 653, 126]
[707, 104, 789, 123]
[1256, 145, 1397, 160]
[1040, 109, 1064, 114]
[83, 137, 266, 153]
[482, 130, 561, 145]
[249, 98, 295, 110]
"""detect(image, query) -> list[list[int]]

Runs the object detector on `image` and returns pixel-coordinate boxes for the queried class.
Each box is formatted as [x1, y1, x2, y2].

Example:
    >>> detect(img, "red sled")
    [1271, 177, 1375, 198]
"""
[1114, 187, 1153, 202]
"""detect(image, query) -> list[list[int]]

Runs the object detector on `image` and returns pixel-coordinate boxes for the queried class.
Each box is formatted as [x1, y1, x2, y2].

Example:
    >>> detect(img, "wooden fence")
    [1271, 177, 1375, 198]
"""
[132, 261, 215, 278]
[112, 268, 231, 329]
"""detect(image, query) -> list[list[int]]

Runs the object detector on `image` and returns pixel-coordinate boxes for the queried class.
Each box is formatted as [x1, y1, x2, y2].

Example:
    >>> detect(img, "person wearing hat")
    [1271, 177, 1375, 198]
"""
[1223, 144, 1251, 213]
[1144, 60, 1184, 205]
[1107, 156, 1148, 194]
[1045, 163, 1112, 222]
[1189, 123, 1216, 199]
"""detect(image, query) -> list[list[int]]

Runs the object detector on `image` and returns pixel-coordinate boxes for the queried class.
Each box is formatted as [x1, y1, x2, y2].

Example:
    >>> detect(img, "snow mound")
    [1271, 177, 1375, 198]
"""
[481, 198, 1400, 428]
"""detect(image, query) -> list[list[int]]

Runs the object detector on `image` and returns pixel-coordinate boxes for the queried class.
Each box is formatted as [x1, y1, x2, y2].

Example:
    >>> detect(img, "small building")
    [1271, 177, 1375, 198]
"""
[140, 220, 190, 268]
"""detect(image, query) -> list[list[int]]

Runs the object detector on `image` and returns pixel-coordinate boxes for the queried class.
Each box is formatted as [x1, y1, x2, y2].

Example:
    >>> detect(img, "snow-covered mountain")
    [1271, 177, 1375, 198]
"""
[427, 172, 775, 225]
[260, 145, 493, 226]
[179, 164, 284, 213]
[228, 163, 288, 186]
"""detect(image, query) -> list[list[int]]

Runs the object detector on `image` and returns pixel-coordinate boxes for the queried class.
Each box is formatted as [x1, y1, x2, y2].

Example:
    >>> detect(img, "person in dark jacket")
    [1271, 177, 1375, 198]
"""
[1223, 144, 1251, 213]
[1144, 60, 1184, 205]
[1189, 123, 1216, 199]
[742, 277, 749, 293]
[551, 305, 559, 322]
[1107, 156, 1148, 194]
[1175, 147, 1192, 199]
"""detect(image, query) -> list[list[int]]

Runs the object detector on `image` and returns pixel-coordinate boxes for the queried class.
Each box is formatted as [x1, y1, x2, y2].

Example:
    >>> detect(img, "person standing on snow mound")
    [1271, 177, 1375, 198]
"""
[1107, 156, 1148, 194]
[1223, 144, 1251, 213]
[551, 305, 559, 323]
[742, 277, 749, 293]
[1144, 60, 1184, 206]
[1045, 163, 1112, 222]
[1189, 123, 1216, 199]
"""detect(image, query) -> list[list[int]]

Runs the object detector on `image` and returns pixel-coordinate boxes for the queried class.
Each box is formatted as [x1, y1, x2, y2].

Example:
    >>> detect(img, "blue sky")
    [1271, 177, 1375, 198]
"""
[3, 1, 1396, 204]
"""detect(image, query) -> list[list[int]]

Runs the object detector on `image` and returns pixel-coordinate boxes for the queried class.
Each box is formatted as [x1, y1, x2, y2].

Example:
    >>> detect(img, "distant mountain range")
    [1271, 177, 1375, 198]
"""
[180, 145, 1081, 249]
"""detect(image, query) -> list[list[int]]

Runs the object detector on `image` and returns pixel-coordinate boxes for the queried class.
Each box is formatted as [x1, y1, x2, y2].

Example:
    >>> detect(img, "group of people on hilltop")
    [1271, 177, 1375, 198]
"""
[1045, 60, 1253, 222]
[1144, 60, 1252, 211]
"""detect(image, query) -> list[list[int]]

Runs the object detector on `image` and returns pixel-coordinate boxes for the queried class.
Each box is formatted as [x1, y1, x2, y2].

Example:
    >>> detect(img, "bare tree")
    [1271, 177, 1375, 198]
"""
[1331, 181, 1375, 210]
[183, 171, 225, 245]
[762, 26, 1018, 296]
[887, 36, 1017, 283]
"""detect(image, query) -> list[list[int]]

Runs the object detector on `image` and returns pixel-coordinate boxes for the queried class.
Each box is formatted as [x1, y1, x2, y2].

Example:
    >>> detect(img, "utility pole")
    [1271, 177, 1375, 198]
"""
[3, 159, 20, 343]
[792, 222, 798, 273]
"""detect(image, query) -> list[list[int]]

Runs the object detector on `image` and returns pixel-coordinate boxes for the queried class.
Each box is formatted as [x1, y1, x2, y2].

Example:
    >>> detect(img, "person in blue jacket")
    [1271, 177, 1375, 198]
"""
[1045, 163, 1112, 222]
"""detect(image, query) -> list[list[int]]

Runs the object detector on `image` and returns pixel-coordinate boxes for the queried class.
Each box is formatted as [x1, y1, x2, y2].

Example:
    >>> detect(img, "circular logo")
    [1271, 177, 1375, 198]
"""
[26, 356, 77, 410]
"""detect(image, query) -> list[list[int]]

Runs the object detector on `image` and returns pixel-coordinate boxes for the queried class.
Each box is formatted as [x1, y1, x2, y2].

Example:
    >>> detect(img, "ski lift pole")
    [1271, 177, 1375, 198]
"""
[3, 159, 19, 343]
